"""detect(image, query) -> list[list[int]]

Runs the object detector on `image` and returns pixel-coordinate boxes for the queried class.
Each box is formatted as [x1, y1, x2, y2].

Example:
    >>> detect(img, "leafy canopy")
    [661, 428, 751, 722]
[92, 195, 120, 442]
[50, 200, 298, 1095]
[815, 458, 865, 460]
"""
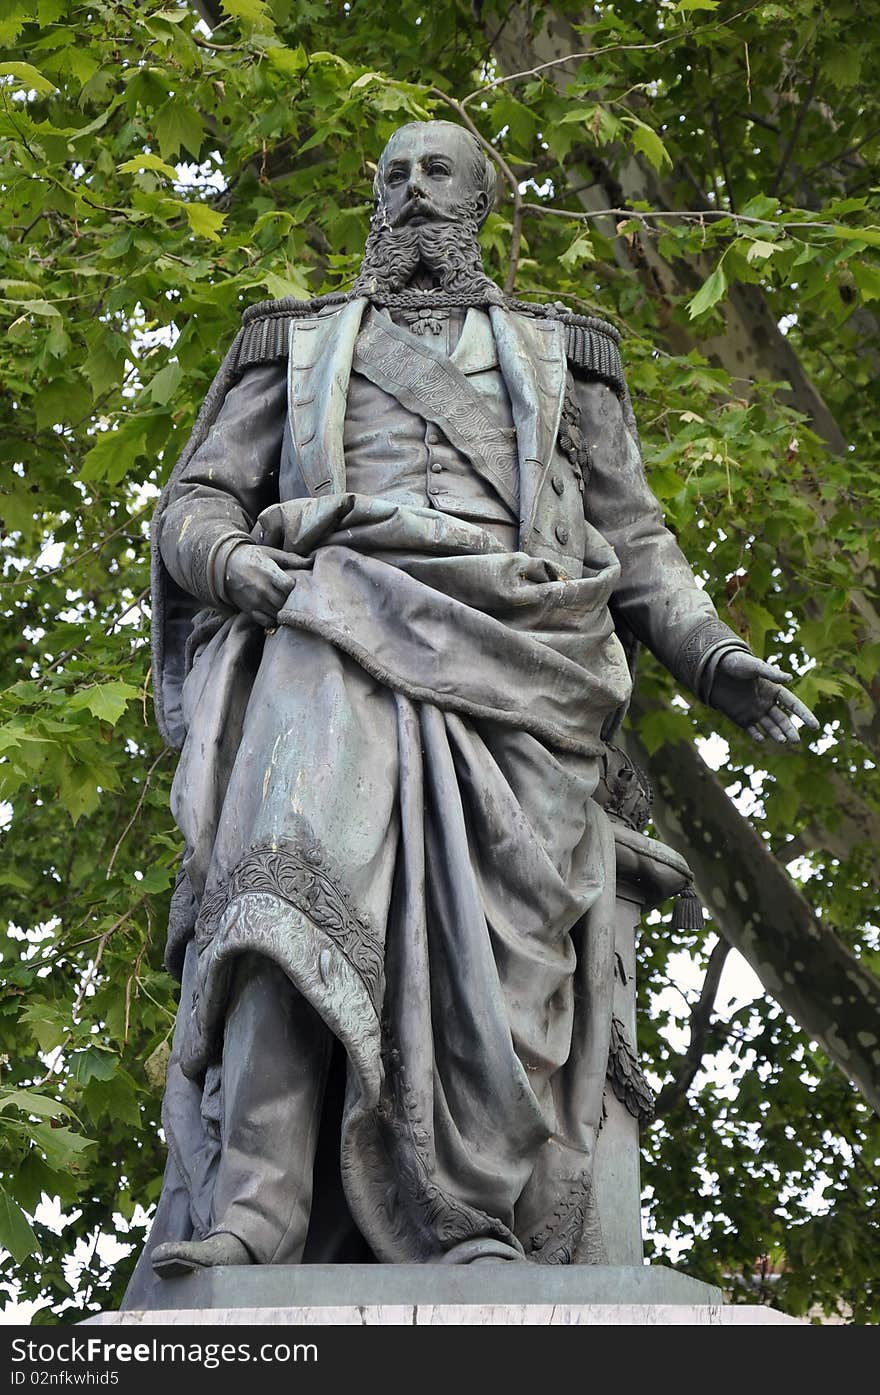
[0, 0, 877, 1322]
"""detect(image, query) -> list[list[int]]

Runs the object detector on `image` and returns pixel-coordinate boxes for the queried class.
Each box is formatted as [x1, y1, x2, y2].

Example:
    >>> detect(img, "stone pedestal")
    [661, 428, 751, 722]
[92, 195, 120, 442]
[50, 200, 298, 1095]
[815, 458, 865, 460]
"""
[595, 822, 692, 1263]
[85, 1262, 803, 1324]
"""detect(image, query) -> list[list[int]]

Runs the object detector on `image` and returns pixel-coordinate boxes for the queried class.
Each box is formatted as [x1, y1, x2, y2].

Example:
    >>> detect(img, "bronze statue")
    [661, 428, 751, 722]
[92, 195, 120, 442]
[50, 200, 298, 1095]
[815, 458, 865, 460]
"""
[125, 120, 816, 1303]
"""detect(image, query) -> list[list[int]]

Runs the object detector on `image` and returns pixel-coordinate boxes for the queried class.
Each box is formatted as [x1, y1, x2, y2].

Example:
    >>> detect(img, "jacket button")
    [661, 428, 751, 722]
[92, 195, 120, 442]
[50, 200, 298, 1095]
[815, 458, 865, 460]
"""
[430, 462, 443, 473]
[555, 524, 570, 545]
[426, 429, 440, 445]
[552, 475, 565, 495]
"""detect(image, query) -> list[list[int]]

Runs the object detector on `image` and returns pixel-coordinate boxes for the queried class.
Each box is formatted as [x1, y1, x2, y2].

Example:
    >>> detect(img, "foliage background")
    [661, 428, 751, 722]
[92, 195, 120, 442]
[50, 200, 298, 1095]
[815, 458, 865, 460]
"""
[0, 0, 877, 1322]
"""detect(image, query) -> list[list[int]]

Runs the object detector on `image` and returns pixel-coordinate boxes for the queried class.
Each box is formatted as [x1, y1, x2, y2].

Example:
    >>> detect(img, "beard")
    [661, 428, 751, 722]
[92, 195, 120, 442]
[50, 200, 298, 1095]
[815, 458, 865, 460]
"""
[350, 202, 503, 307]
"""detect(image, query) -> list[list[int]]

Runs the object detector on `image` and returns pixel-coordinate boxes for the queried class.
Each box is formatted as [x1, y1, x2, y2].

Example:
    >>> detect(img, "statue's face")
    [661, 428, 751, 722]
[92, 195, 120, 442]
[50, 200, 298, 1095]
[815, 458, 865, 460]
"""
[378, 124, 488, 230]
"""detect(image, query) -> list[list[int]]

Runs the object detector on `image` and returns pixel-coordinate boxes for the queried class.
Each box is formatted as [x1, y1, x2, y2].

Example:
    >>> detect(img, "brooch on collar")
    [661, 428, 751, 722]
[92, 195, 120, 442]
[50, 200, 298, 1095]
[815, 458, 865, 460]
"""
[399, 306, 449, 336]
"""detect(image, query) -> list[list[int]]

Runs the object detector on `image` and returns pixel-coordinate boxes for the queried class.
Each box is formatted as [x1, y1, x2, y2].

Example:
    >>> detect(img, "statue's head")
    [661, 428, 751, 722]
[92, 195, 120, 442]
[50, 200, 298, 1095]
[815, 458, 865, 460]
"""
[353, 120, 501, 305]
[373, 121, 497, 234]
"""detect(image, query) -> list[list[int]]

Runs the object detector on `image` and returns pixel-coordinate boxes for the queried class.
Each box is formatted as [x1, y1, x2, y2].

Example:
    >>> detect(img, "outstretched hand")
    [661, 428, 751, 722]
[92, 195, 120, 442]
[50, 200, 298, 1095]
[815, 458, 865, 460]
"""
[709, 650, 819, 745]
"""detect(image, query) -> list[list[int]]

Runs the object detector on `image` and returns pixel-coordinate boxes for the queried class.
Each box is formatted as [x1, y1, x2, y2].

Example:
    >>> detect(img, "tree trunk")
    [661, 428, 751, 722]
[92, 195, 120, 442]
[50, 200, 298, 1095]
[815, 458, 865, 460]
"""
[623, 693, 880, 1114]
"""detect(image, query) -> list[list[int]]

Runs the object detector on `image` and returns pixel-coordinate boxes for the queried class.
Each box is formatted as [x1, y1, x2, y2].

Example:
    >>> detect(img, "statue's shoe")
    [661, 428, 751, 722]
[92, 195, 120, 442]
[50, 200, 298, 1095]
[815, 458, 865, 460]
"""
[151, 1232, 253, 1277]
[439, 1238, 526, 1264]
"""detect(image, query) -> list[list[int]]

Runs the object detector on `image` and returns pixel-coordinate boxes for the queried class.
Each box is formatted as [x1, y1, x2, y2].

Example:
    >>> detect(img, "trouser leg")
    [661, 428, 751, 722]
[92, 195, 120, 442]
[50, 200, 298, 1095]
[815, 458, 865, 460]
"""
[210, 951, 333, 1264]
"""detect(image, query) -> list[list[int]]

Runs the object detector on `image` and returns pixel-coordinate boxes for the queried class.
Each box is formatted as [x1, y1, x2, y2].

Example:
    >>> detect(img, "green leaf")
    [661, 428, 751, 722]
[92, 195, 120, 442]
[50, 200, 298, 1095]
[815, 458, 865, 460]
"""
[80, 415, 148, 484]
[266, 44, 308, 76]
[57, 757, 101, 824]
[18, 1006, 67, 1055]
[260, 267, 311, 299]
[0, 1187, 40, 1264]
[493, 93, 539, 148]
[0, 1090, 73, 1121]
[746, 240, 778, 263]
[825, 49, 862, 90]
[118, 152, 179, 181]
[181, 201, 227, 242]
[220, 0, 275, 28]
[69, 680, 140, 726]
[83, 331, 128, 400]
[154, 101, 205, 162]
[69, 1047, 118, 1086]
[0, 869, 30, 890]
[29, 1122, 93, 1172]
[629, 121, 671, 171]
[64, 48, 98, 86]
[0, 62, 55, 95]
[15, 299, 61, 320]
[145, 360, 182, 406]
[560, 233, 596, 269]
[741, 601, 778, 658]
[15, 1153, 73, 1215]
[675, 0, 718, 8]
[740, 194, 780, 220]
[687, 263, 728, 318]
[826, 223, 880, 249]
[558, 104, 621, 146]
[851, 262, 880, 302]
[83, 1071, 141, 1128]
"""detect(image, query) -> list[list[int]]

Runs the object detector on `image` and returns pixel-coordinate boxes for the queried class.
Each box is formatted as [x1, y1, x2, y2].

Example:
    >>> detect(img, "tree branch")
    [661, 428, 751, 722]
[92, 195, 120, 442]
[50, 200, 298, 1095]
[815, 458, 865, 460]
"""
[773, 63, 819, 195]
[106, 748, 170, 878]
[708, 58, 737, 213]
[654, 939, 732, 1116]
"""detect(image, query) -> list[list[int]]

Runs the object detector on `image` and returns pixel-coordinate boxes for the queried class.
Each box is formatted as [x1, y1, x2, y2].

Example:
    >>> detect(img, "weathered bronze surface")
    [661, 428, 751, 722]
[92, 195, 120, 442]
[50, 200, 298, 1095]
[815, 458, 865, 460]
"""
[124, 121, 816, 1307]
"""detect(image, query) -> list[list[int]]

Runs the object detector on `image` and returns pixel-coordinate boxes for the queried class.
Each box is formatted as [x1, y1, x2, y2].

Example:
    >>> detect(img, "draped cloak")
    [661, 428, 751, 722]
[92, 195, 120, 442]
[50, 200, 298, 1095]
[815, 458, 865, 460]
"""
[123, 296, 746, 1307]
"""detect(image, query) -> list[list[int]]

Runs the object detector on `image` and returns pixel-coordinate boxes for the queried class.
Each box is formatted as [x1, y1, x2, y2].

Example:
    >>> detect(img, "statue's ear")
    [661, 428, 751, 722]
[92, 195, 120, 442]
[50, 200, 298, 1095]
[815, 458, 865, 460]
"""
[475, 189, 491, 228]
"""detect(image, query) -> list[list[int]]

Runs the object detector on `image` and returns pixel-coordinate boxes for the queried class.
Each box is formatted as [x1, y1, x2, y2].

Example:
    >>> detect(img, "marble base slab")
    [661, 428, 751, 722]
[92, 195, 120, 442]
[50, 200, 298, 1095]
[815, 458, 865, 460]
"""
[87, 1301, 802, 1326]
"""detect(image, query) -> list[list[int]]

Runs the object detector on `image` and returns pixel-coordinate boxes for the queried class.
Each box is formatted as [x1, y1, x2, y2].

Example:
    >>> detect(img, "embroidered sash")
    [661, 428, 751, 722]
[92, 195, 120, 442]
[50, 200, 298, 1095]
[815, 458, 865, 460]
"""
[351, 311, 520, 515]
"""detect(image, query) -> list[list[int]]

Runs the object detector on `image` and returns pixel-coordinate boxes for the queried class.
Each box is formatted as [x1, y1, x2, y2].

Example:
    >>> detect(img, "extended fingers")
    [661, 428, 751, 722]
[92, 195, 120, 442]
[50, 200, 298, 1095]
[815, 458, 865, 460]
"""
[767, 704, 800, 743]
[756, 712, 788, 744]
[776, 688, 820, 730]
[752, 704, 800, 744]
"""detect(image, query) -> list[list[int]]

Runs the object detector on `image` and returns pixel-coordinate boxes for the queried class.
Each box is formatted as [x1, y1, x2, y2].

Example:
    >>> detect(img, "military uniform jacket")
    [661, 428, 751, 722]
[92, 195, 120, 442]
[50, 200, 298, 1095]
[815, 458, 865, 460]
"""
[152, 294, 746, 749]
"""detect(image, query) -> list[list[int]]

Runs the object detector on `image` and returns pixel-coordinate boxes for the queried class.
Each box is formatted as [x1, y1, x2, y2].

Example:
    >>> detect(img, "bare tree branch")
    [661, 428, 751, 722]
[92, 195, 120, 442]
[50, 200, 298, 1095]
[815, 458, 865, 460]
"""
[774, 63, 819, 194]
[654, 939, 732, 1115]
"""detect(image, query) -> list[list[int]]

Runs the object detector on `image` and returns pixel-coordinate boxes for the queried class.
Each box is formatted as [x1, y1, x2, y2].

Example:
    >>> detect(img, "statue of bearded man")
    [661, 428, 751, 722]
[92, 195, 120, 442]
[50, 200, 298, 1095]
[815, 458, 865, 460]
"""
[124, 120, 815, 1303]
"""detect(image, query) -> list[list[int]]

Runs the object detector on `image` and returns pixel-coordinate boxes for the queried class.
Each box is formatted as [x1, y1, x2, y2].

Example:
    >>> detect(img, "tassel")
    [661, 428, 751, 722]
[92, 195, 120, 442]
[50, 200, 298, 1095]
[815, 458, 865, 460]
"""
[672, 886, 704, 931]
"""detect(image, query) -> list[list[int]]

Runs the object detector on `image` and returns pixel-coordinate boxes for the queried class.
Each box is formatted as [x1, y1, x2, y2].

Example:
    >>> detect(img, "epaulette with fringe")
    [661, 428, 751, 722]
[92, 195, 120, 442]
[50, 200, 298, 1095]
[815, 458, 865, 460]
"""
[561, 317, 624, 394]
[232, 294, 347, 374]
[231, 293, 626, 393]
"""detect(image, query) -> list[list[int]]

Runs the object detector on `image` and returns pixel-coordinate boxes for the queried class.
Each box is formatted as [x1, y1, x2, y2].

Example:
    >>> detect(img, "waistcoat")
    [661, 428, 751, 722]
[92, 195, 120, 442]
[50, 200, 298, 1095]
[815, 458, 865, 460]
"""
[343, 307, 519, 548]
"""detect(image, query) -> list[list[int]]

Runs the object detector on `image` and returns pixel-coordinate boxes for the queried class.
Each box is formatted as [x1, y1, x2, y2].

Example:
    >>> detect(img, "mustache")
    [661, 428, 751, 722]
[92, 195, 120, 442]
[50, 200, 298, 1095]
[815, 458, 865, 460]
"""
[393, 197, 454, 227]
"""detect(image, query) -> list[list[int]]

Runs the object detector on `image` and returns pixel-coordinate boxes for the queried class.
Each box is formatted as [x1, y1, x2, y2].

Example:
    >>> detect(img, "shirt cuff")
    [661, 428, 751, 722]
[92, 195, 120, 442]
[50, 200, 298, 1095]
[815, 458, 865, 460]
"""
[205, 533, 255, 609]
[673, 617, 750, 701]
